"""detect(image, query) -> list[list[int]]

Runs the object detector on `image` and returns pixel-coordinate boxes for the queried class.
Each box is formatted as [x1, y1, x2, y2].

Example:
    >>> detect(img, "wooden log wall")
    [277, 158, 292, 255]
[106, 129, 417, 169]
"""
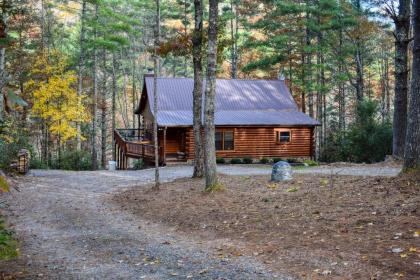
[186, 126, 314, 159]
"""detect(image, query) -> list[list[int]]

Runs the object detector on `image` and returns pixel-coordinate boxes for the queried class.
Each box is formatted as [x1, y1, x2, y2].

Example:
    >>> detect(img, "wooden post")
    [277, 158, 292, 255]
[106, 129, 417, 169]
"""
[163, 127, 167, 165]
[117, 146, 120, 169]
[113, 142, 117, 163]
[119, 148, 123, 170]
[138, 114, 141, 140]
[122, 153, 125, 170]
[116, 145, 119, 170]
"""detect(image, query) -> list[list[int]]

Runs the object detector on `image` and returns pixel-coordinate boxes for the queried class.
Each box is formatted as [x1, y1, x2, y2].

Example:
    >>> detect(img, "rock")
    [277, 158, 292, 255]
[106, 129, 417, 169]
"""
[271, 161, 292, 182]
[391, 248, 403, 253]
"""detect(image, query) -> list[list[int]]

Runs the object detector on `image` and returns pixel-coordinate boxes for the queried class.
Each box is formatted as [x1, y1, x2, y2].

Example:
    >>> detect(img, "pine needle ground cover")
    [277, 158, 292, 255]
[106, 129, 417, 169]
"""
[112, 173, 419, 279]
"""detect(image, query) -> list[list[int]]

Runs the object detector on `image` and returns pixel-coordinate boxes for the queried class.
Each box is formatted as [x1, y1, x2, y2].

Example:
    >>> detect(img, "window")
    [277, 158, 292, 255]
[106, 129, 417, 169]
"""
[275, 129, 291, 144]
[215, 130, 234, 151]
[215, 131, 223, 150]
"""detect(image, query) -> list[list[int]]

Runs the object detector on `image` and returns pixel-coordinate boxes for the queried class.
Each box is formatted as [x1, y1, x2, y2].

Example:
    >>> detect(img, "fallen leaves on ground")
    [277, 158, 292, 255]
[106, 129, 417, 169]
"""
[111, 172, 420, 279]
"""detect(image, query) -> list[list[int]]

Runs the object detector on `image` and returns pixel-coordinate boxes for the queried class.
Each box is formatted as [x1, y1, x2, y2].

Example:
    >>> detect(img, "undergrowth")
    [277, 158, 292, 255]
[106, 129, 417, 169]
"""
[204, 183, 226, 193]
[0, 218, 18, 260]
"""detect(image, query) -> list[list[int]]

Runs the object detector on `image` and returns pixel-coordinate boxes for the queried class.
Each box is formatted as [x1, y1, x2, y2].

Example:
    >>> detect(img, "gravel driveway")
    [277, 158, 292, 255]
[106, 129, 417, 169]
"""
[1, 164, 400, 279]
[2, 166, 292, 280]
[218, 164, 401, 177]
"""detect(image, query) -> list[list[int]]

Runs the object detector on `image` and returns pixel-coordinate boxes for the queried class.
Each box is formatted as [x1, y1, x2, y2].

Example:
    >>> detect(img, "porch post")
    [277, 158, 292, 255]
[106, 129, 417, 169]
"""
[113, 142, 116, 162]
[116, 145, 120, 170]
[119, 148, 123, 170]
[137, 114, 141, 140]
[163, 126, 167, 165]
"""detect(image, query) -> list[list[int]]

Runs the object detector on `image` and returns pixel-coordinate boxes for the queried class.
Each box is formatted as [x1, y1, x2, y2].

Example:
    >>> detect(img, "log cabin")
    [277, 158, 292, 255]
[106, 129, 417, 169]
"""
[113, 75, 319, 169]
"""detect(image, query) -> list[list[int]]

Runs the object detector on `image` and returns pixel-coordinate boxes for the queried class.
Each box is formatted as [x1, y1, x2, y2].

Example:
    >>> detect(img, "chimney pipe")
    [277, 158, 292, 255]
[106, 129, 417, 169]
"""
[144, 68, 154, 78]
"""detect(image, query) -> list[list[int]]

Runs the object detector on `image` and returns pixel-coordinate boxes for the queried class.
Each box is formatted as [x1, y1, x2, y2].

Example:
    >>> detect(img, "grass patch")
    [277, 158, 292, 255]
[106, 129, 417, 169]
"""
[0, 176, 10, 192]
[0, 218, 18, 260]
[291, 165, 311, 170]
[204, 183, 226, 193]
[303, 159, 319, 166]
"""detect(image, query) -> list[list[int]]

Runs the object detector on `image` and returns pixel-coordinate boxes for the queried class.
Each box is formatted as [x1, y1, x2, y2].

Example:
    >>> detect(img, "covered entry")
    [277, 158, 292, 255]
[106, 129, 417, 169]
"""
[161, 127, 187, 162]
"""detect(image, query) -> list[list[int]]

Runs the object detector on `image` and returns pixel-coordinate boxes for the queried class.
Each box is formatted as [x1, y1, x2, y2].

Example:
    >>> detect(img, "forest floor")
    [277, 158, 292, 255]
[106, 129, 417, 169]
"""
[0, 163, 418, 279]
[113, 170, 420, 279]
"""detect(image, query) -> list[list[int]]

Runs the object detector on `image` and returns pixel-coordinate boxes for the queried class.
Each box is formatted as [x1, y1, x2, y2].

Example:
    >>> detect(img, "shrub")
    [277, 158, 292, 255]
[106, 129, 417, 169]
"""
[53, 150, 92, 171]
[242, 157, 253, 164]
[30, 158, 48, 169]
[133, 159, 144, 170]
[319, 130, 349, 162]
[216, 157, 226, 164]
[260, 157, 270, 164]
[303, 159, 319, 166]
[230, 158, 242, 164]
[272, 157, 283, 163]
[320, 100, 392, 163]
[0, 118, 31, 171]
[346, 101, 392, 163]
[286, 158, 300, 164]
[0, 218, 18, 260]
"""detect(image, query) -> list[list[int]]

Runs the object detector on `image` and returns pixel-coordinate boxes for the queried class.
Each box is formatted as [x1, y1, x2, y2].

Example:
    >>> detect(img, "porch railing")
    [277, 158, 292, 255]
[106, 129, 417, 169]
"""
[116, 128, 149, 142]
[114, 129, 164, 166]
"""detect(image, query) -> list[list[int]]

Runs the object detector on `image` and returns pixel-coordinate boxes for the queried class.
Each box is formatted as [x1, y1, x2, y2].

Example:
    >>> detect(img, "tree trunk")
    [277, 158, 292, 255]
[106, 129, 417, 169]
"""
[0, 44, 5, 123]
[184, 0, 188, 77]
[230, 0, 237, 79]
[338, 28, 345, 131]
[204, 0, 219, 190]
[392, 0, 411, 158]
[316, 25, 324, 159]
[305, 11, 314, 118]
[300, 50, 306, 113]
[353, 0, 364, 102]
[192, 0, 204, 178]
[153, 0, 161, 190]
[354, 45, 364, 101]
[101, 50, 107, 169]
[403, 0, 420, 169]
[111, 53, 117, 161]
[76, 0, 86, 151]
[40, 0, 46, 50]
[380, 53, 390, 122]
[121, 49, 130, 129]
[385, 56, 391, 119]
[42, 121, 48, 164]
[132, 53, 137, 129]
[0, 6, 8, 122]
[91, 4, 99, 170]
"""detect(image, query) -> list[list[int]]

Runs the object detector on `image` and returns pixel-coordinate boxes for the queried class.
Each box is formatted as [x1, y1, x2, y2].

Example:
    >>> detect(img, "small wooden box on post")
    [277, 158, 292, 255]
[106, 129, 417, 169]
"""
[17, 149, 30, 174]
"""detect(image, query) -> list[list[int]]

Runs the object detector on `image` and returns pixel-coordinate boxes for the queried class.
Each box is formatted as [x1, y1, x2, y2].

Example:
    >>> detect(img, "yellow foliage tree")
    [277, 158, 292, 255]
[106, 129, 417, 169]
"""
[25, 50, 89, 143]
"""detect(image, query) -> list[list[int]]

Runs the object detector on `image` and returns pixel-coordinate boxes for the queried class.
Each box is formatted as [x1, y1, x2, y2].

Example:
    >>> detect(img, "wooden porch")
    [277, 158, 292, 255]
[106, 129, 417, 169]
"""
[113, 127, 188, 170]
[113, 128, 165, 170]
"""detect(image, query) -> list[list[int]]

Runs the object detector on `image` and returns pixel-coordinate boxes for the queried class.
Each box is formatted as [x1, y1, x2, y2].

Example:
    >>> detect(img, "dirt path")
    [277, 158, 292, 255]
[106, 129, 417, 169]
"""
[1, 164, 401, 279]
[1, 167, 291, 280]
